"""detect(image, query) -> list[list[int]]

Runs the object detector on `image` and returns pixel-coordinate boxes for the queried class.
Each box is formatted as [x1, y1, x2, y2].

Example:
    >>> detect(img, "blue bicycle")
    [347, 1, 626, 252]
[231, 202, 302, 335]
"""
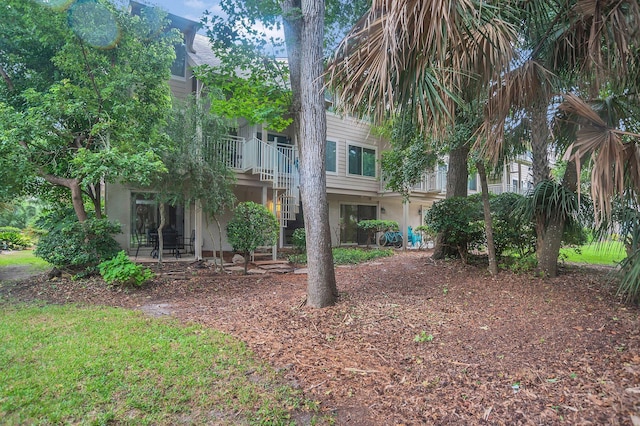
[378, 229, 403, 248]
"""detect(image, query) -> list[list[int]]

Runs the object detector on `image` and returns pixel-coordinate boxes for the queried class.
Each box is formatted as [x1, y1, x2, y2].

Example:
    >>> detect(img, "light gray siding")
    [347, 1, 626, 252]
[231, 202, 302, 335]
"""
[326, 112, 382, 195]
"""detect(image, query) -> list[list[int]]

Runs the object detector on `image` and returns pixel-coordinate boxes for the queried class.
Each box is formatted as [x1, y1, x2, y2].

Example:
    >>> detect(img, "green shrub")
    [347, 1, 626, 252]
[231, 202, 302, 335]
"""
[0, 230, 32, 250]
[424, 194, 484, 257]
[357, 220, 399, 247]
[0, 226, 21, 233]
[500, 253, 538, 274]
[490, 192, 536, 257]
[292, 227, 306, 253]
[227, 202, 279, 274]
[34, 208, 121, 274]
[98, 251, 154, 287]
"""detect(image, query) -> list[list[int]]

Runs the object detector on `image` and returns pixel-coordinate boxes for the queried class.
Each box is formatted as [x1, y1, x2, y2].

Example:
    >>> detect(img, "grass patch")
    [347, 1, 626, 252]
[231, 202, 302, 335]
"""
[560, 241, 626, 265]
[0, 304, 317, 425]
[289, 247, 394, 265]
[0, 250, 51, 273]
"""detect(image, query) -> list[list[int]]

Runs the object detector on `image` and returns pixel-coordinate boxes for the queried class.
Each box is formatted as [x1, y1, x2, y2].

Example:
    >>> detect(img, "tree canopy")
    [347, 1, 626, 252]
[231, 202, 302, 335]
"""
[0, 0, 178, 221]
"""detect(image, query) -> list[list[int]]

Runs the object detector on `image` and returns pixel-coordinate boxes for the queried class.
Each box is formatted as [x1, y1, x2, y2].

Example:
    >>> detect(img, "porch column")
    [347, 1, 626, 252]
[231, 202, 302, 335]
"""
[272, 189, 278, 260]
[195, 200, 203, 260]
[402, 200, 409, 250]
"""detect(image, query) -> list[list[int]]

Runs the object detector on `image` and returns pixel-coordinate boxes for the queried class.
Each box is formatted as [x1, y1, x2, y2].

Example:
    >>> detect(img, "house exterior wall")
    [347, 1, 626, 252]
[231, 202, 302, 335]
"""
[106, 4, 496, 257]
[325, 112, 381, 195]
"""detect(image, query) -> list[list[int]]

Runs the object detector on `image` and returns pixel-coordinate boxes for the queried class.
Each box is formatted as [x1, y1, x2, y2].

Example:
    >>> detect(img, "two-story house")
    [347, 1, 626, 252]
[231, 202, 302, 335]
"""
[105, 3, 448, 260]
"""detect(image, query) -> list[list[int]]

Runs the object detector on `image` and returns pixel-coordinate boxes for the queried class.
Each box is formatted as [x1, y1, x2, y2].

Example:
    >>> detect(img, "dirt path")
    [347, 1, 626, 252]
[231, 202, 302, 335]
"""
[0, 251, 45, 282]
[1, 252, 639, 425]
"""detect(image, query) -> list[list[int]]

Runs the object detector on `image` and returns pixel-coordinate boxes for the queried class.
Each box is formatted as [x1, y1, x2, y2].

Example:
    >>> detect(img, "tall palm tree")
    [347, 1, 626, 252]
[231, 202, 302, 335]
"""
[327, 0, 640, 277]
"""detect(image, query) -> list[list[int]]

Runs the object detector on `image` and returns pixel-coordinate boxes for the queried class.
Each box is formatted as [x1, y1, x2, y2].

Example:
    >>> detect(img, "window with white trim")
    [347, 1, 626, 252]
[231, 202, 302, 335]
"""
[348, 144, 376, 177]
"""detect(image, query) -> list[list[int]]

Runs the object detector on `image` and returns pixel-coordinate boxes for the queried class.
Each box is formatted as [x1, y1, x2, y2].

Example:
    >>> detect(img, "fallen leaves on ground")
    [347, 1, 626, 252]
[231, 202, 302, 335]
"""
[1, 251, 639, 425]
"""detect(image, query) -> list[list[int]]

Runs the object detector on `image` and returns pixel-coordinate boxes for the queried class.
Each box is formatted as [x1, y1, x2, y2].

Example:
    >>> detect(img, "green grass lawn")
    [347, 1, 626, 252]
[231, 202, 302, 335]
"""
[560, 240, 627, 265]
[0, 250, 51, 273]
[0, 304, 318, 425]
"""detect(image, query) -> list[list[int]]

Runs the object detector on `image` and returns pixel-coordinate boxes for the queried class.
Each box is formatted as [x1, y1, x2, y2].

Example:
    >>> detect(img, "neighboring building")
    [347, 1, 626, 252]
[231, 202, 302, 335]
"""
[468, 153, 535, 196]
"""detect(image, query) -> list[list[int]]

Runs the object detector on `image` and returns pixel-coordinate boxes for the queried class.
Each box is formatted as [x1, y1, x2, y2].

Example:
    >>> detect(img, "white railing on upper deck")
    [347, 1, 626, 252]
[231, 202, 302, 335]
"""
[205, 134, 300, 226]
[487, 184, 530, 195]
[204, 135, 245, 170]
[411, 169, 447, 193]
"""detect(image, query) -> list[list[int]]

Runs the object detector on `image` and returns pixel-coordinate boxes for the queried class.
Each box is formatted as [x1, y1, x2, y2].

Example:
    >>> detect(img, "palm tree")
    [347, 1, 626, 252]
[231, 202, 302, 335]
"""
[327, 0, 640, 277]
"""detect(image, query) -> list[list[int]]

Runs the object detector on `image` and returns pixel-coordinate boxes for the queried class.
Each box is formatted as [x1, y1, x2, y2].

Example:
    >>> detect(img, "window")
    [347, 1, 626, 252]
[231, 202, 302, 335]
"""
[348, 144, 376, 177]
[170, 43, 186, 78]
[326, 140, 336, 173]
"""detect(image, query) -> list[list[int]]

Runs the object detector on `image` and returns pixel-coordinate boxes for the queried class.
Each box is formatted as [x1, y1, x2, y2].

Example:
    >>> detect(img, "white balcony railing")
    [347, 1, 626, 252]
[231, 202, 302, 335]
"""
[205, 135, 300, 226]
[487, 184, 530, 195]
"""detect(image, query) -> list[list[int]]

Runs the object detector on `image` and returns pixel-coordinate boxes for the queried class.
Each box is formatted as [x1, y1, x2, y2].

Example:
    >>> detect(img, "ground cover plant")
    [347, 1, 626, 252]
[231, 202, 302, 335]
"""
[0, 304, 317, 425]
[288, 247, 394, 265]
[1, 251, 639, 424]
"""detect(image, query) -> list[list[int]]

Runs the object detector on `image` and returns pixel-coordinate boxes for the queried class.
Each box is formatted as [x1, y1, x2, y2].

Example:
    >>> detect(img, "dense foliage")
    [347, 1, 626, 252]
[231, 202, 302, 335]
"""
[0, 227, 32, 250]
[98, 250, 154, 287]
[226, 202, 279, 274]
[425, 195, 485, 258]
[34, 209, 121, 274]
[490, 193, 536, 257]
[0, 0, 177, 220]
[357, 220, 399, 247]
[292, 228, 307, 253]
[425, 192, 555, 262]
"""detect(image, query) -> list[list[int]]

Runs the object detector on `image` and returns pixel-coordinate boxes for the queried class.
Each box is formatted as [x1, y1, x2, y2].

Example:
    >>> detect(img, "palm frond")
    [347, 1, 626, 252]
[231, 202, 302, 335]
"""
[553, 0, 640, 89]
[478, 60, 556, 163]
[326, 0, 517, 134]
[559, 93, 640, 222]
[616, 248, 640, 303]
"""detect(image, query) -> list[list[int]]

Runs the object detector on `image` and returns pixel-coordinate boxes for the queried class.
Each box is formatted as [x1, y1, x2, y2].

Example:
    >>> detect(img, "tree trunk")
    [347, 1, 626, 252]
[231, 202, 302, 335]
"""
[477, 161, 498, 276]
[157, 203, 166, 264]
[536, 161, 578, 277]
[283, 0, 337, 308]
[432, 142, 470, 259]
[530, 103, 551, 185]
[43, 175, 88, 222]
[88, 182, 102, 219]
[529, 101, 561, 276]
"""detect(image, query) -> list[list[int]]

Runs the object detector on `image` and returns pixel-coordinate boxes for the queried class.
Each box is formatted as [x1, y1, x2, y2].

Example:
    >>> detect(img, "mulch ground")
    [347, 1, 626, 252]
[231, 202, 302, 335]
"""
[1, 251, 639, 425]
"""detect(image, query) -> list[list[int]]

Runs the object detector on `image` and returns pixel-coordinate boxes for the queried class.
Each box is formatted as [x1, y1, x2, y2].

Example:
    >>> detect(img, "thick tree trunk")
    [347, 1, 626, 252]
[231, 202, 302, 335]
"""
[536, 161, 578, 277]
[529, 101, 563, 276]
[477, 161, 498, 276]
[432, 142, 470, 260]
[536, 215, 564, 277]
[530, 104, 551, 185]
[283, 0, 337, 307]
[43, 175, 88, 222]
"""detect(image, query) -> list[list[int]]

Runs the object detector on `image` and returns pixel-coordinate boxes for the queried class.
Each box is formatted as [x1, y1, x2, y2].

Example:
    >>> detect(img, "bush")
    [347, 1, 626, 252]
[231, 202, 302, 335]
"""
[226, 202, 279, 274]
[425, 194, 484, 257]
[490, 192, 536, 257]
[292, 228, 306, 253]
[98, 251, 154, 287]
[34, 209, 121, 275]
[357, 220, 399, 247]
[500, 253, 538, 274]
[0, 227, 32, 250]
